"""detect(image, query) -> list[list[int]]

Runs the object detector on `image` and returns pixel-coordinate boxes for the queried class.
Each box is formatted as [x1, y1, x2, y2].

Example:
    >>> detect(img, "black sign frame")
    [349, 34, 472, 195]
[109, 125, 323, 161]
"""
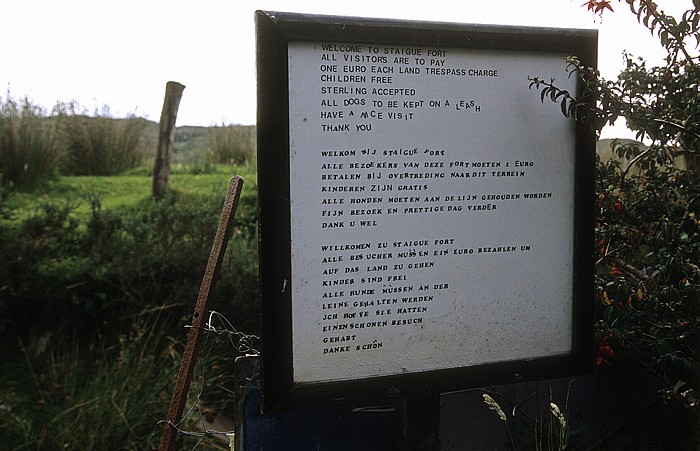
[256, 10, 596, 413]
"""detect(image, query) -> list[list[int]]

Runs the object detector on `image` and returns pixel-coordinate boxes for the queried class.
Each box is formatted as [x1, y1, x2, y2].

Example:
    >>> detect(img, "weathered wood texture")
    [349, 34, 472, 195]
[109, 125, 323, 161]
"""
[152, 81, 185, 199]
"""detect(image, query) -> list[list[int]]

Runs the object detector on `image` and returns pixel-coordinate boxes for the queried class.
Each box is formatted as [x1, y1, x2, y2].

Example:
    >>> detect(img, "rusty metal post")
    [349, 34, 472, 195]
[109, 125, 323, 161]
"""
[159, 176, 244, 451]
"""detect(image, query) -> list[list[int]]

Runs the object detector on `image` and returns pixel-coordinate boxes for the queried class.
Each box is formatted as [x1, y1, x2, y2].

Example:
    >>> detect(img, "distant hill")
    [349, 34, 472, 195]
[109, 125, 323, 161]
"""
[142, 120, 255, 155]
[173, 125, 210, 154]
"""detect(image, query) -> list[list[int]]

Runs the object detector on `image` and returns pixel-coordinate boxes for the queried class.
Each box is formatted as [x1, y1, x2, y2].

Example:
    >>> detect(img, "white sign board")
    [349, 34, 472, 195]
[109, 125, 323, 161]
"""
[288, 42, 577, 384]
[257, 11, 595, 411]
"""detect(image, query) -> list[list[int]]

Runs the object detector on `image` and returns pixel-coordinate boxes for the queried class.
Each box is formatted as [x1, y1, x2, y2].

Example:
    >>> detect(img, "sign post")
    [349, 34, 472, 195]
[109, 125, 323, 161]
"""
[256, 10, 596, 422]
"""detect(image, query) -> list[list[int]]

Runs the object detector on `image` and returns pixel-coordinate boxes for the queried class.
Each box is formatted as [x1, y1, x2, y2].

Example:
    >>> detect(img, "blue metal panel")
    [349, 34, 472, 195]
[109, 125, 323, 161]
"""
[235, 356, 401, 451]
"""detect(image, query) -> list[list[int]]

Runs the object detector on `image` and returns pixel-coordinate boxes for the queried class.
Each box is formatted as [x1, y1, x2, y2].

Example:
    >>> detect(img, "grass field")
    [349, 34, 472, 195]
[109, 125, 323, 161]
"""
[4, 163, 257, 225]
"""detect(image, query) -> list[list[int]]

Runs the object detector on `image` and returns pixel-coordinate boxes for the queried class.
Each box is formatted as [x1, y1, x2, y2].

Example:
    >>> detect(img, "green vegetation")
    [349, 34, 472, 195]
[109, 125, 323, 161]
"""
[55, 102, 151, 176]
[0, 94, 63, 190]
[1, 166, 259, 326]
[3, 317, 178, 449]
[0, 94, 257, 186]
[2, 311, 244, 449]
[0, 104, 258, 448]
[532, 0, 699, 426]
[482, 386, 571, 451]
[209, 123, 256, 165]
[3, 164, 245, 225]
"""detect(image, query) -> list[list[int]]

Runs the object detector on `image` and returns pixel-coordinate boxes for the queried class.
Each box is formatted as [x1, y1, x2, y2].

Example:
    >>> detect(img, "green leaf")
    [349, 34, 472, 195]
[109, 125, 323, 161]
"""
[673, 380, 687, 393]
[604, 305, 614, 323]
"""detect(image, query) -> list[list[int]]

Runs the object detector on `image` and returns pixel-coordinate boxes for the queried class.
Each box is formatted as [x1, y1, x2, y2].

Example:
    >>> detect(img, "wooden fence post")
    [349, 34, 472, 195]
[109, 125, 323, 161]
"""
[152, 81, 185, 199]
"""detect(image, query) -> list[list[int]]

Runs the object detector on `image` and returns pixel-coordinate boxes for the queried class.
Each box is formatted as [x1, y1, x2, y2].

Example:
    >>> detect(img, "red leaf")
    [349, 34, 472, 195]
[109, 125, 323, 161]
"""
[614, 199, 623, 213]
[583, 0, 614, 14]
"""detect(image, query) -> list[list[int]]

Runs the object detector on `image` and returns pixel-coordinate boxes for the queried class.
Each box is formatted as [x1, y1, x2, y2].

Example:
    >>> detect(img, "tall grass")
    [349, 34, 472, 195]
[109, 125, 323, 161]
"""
[209, 124, 255, 165]
[2, 310, 254, 450]
[56, 102, 149, 176]
[0, 94, 64, 190]
[1, 314, 182, 449]
[0, 95, 151, 187]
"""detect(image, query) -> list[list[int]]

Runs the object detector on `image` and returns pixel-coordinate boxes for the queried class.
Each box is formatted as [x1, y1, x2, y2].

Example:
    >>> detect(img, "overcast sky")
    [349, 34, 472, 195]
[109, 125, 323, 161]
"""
[2, 0, 685, 138]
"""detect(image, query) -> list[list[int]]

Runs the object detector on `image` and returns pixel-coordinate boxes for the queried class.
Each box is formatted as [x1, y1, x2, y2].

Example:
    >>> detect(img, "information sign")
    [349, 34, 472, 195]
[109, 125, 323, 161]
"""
[256, 11, 596, 412]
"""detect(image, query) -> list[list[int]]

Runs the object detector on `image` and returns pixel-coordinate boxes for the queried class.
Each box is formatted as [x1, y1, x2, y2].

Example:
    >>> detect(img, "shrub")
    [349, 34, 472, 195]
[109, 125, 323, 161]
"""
[0, 172, 13, 219]
[2, 179, 260, 337]
[172, 149, 217, 175]
[55, 102, 149, 176]
[209, 124, 256, 165]
[0, 174, 14, 331]
[531, 0, 699, 406]
[0, 94, 64, 190]
[3, 199, 97, 329]
[594, 147, 699, 399]
[0, 173, 260, 446]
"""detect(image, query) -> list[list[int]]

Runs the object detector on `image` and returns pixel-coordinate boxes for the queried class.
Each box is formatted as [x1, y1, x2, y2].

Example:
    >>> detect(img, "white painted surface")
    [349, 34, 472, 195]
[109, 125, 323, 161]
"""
[288, 41, 576, 383]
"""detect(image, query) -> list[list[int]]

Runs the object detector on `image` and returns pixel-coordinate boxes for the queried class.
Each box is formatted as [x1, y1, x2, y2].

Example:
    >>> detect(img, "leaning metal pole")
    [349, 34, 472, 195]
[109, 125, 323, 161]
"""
[159, 176, 244, 451]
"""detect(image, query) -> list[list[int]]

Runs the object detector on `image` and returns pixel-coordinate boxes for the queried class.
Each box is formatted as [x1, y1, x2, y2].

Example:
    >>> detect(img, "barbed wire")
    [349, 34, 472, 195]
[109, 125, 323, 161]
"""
[188, 310, 261, 355]
[161, 310, 260, 450]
